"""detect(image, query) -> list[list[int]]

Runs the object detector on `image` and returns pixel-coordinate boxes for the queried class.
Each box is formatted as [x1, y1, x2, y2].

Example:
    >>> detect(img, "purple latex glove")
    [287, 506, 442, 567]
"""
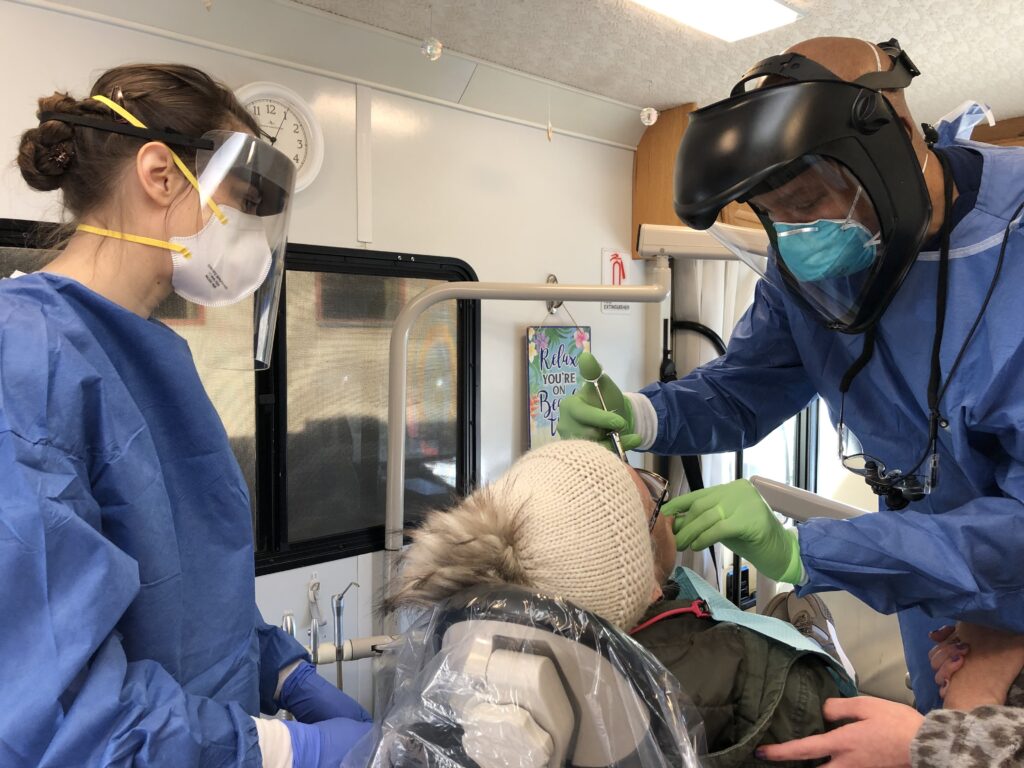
[283, 717, 373, 768]
[277, 662, 372, 724]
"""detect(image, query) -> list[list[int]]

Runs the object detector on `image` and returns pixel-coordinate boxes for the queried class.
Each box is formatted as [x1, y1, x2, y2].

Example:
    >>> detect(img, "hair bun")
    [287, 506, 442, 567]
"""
[17, 92, 80, 191]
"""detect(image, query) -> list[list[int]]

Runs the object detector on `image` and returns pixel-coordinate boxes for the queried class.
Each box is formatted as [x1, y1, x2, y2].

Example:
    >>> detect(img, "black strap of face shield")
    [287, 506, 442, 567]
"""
[38, 111, 215, 151]
[732, 38, 920, 97]
[838, 151, 953, 480]
[853, 38, 921, 91]
[731, 54, 840, 96]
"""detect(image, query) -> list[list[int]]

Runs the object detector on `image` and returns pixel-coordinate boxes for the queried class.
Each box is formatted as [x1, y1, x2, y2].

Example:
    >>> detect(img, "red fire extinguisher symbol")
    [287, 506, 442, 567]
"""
[609, 252, 625, 286]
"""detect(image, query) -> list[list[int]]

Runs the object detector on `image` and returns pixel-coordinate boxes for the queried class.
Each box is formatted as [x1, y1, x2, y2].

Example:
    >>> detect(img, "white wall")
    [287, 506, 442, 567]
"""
[1, 1, 647, 711]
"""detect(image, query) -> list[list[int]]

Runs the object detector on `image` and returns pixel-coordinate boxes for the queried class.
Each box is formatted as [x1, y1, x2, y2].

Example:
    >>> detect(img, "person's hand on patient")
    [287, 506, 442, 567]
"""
[756, 696, 924, 768]
[556, 352, 640, 451]
[662, 479, 804, 584]
[929, 622, 1024, 709]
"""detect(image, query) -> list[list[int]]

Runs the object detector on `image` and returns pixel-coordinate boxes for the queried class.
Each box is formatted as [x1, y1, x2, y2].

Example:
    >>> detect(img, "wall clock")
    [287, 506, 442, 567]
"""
[235, 81, 324, 193]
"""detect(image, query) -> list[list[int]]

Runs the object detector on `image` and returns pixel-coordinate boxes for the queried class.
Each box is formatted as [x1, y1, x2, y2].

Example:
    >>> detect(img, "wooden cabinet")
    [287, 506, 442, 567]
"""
[631, 103, 769, 256]
[971, 116, 1024, 147]
[631, 104, 695, 259]
[718, 201, 762, 229]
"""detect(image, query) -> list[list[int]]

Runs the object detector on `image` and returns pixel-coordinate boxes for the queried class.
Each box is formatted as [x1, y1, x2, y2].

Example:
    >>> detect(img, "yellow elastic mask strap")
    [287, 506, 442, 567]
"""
[77, 223, 192, 261]
[90, 94, 228, 225]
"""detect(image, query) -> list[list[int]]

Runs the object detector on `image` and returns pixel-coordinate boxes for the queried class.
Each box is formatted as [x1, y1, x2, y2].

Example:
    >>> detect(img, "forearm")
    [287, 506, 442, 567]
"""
[943, 627, 1024, 711]
[256, 615, 309, 714]
[797, 498, 1024, 630]
[638, 365, 813, 455]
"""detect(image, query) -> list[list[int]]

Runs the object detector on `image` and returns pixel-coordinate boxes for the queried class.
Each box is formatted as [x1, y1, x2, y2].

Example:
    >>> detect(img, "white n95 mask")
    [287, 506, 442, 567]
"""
[169, 207, 273, 308]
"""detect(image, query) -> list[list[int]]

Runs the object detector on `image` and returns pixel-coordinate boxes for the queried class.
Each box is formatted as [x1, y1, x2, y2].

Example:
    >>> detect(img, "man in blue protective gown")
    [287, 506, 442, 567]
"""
[558, 36, 1024, 713]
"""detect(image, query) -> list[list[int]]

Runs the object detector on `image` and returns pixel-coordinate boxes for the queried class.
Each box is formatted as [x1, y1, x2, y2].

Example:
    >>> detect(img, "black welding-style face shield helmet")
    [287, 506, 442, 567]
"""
[674, 41, 932, 333]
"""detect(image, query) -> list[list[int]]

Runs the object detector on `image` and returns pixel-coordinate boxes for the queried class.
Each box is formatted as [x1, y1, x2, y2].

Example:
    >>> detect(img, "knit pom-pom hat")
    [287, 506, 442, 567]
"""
[387, 440, 654, 629]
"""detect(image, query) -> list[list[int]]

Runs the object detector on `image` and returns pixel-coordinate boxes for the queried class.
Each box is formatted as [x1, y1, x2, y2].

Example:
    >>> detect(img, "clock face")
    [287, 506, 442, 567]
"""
[235, 82, 324, 193]
[245, 97, 310, 173]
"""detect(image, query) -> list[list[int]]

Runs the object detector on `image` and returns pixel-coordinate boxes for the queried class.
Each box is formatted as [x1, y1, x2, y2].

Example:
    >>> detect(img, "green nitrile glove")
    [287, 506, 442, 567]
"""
[662, 478, 805, 584]
[556, 352, 641, 453]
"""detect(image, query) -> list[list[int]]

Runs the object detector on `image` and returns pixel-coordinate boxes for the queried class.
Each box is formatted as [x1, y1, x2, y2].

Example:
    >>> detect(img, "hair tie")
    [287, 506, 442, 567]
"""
[50, 146, 74, 169]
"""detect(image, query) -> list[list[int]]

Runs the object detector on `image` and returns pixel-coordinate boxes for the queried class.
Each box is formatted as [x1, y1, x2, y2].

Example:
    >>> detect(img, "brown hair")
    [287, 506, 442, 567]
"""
[17, 64, 258, 220]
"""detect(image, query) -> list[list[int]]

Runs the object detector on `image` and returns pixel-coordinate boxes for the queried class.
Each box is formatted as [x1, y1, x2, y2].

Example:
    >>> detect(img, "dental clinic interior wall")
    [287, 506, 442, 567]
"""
[0, 1, 644, 707]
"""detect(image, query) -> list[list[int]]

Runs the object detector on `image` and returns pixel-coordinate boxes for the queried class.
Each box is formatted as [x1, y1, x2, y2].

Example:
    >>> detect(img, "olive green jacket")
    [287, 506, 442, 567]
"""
[633, 578, 852, 768]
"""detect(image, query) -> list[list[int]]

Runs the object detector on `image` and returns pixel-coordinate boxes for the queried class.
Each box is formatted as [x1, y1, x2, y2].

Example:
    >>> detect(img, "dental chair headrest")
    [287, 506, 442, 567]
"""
[350, 585, 703, 768]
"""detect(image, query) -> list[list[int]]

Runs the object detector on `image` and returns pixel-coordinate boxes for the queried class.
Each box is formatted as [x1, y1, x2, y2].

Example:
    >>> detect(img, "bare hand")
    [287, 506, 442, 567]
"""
[756, 697, 924, 768]
[928, 624, 968, 699]
[940, 623, 1024, 710]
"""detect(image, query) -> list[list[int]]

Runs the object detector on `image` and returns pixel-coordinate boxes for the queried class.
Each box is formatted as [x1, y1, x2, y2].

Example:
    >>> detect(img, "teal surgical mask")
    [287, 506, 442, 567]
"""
[773, 187, 881, 282]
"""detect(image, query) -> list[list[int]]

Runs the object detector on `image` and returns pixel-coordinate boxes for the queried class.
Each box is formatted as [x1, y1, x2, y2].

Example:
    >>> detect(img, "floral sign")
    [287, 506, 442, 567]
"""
[527, 326, 591, 448]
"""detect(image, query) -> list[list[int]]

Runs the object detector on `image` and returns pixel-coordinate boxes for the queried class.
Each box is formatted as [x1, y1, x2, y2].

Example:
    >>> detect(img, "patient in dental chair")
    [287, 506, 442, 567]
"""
[384, 440, 854, 768]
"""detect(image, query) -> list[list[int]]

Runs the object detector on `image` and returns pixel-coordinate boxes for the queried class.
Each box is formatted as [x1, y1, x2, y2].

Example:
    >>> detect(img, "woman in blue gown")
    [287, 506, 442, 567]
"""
[1, 64, 370, 768]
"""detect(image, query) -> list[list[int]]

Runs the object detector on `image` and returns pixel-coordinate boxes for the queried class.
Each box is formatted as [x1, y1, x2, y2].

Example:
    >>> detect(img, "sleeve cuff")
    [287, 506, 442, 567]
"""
[912, 706, 1024, 768]
[252, 716, 294, 768]
[625, 392, 658, 451]
[276, 660, 303, 701]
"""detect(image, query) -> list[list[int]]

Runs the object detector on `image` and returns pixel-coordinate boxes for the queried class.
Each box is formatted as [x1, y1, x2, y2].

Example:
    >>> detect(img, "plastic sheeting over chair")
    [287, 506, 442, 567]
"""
[345, 586, 704, 768]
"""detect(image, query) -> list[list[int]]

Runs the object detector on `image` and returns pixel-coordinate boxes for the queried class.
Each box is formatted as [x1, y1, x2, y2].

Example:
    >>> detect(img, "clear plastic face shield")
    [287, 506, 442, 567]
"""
[709, 156, 884, 329]
[674, 40, 932, 334]
[187, 131, 296, 370]
[42, 95, 296, 370]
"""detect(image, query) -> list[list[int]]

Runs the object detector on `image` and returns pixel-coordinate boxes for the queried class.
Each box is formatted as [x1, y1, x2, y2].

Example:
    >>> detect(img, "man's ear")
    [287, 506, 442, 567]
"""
[135, 142, 189, 208]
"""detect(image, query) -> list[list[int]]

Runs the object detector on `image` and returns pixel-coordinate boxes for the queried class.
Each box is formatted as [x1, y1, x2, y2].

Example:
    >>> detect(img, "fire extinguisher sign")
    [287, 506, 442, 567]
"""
[601, 247, 635, 315]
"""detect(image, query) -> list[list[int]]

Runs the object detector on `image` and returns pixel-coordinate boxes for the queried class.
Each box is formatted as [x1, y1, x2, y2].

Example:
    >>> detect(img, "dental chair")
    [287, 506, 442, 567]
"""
[348, 585, 703, 768]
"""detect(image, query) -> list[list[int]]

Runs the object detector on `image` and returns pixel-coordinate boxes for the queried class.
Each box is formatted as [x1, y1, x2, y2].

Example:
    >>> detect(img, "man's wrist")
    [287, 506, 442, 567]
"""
[624, 392, 658, 450]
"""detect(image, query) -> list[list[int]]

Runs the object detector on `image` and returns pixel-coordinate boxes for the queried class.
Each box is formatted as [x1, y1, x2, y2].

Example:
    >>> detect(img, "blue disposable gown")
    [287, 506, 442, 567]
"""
[641, 139, 1024, 711]
[0, 274, 307, 766]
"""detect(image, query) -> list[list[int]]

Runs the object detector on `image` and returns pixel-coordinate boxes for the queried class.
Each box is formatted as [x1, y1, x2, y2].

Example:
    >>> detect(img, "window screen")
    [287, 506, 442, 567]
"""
[285, 270, 459, 542]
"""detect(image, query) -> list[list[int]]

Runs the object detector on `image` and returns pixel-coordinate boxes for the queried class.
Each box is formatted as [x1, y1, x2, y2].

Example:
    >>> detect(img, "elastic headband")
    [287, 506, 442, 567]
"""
[37, 110, 214, 150]
[731, 37, 921, 97]
[92, 95, 227, 223]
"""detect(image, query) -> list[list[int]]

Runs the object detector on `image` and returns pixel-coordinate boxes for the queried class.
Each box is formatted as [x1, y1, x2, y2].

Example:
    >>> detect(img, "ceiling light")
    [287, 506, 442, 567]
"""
[631, 0, 801, 42]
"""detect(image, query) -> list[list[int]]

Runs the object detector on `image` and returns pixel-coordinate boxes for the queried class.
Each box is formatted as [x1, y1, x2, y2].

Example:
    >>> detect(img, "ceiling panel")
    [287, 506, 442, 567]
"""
[294, 0, 1024, 124]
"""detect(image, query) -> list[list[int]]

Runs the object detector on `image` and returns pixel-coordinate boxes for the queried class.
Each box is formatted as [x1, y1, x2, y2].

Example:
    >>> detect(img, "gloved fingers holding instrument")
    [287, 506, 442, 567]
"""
[557, 352, 642, 452]
[662, 479, 805, 584]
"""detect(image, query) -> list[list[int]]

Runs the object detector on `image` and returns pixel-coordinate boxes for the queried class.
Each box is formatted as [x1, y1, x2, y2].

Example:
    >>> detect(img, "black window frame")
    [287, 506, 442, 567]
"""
[0, 219, 481, 576]
[255, 244, 480, 575]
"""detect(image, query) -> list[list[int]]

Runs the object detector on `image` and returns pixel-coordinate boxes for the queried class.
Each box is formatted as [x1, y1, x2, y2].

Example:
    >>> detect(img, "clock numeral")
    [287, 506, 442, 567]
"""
[251, 105, 260, 116]
[297, 139, 304, 149]
[293, 123, 300, 134]
[293, 154, 301, 164]
[267, 104, 277, 115]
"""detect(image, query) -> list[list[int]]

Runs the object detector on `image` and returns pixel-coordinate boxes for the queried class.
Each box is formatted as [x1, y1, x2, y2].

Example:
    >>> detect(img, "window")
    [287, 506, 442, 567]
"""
[315, 272, 406, 326]
[815, 396, 878, 510]
[284, 270, 461, 542]
[253, 247, 479, 573]
[0, 220, 481, 575]
[158, 293, 204, 324]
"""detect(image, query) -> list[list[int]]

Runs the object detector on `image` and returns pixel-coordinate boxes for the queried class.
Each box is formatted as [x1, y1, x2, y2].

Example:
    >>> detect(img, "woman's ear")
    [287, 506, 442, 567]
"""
[135, 142, 189, 208]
